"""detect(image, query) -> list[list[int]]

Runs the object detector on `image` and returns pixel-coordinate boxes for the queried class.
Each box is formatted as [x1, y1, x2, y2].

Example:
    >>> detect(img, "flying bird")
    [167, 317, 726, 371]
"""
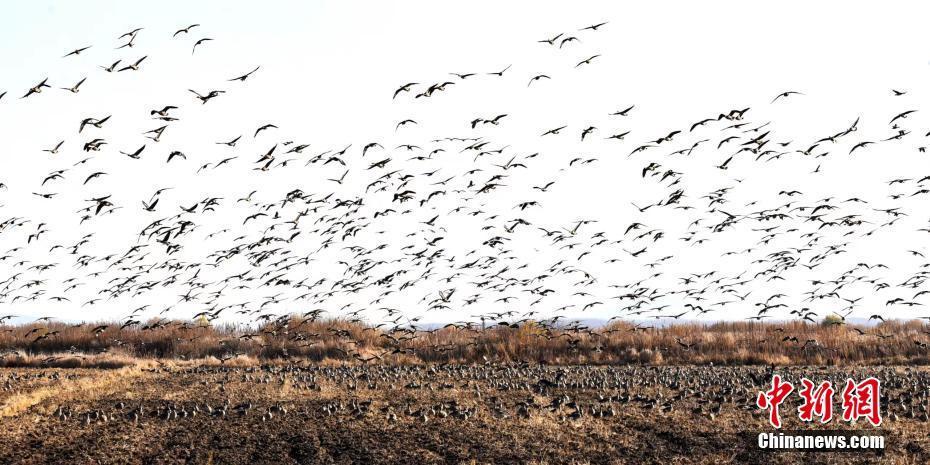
[192, 37, 213, 54]
[63, 46, 91, 58]
[580, 22, 608, 31]
[42, 141, 64, 154]
[189, 89, 224, 104]
[395, 119, 417, 131]
[393, 82, 418, 99]
[528, 74, 551, 86]
[254, 124, 278, 138]
[771, 91, 804, 103]
[538, 33, 564, 45]
[228, 66, 261, 82]
[22, 78, 50, 98]
[118, 56, 147, 72]
[173, 24, 200, 37]
[541, 126, 567, 136]
[487, 65, 511, 77]
[610, 105, 635, 117]
[60, 77, 87, 93]
[575, 55, 601, 68]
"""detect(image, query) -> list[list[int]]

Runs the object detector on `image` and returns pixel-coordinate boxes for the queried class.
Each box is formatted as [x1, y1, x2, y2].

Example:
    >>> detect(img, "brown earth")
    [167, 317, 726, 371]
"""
[0, 364, 926, 464]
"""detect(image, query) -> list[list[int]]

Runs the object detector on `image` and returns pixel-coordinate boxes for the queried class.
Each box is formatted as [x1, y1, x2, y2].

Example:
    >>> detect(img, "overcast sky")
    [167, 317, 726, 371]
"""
[2, 1, 930, 326]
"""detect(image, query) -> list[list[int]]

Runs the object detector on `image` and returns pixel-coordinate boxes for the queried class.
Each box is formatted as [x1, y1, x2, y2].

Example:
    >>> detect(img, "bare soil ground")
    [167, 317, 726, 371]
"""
[0, 364, 926, 464]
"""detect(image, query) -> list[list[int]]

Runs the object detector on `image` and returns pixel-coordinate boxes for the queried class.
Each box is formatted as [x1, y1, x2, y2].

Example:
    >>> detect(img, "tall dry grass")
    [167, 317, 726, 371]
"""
[1, 317, 928, 366]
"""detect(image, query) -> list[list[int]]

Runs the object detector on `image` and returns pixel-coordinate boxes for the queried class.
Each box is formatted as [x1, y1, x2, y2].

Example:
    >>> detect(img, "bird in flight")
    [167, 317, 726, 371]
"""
[575, 55, 601, 68]
[610, 105, 635, 117]
[100, 60, 121, 72]
[487, 65, 511, 77]
[192, 37, 213, 54]
[254, 124, 278, 138]
[395, 119, 417, 131]
[189, 89, 224, 104]
[889, 110, 917, 125]
[118, 27, 143, 41]
[393, 82, 418, 99]
[22, 78, 50, 98]
[528, 74, 550, 86]
[173, 24, 200, 37]
[120, 145, 146, 159]
[580, 21, 609, 31]
[559, 36, 579, 48]
[541, 126, 567, 136]
[63, 46, 91, 58]
[538, 33, 564, 46]
[771, 91, 804, 103]
[118, 55, 147, 72]
[228, 66, 261, 82]
[217, 136, 242, 147]
[60, 77, 87, 94]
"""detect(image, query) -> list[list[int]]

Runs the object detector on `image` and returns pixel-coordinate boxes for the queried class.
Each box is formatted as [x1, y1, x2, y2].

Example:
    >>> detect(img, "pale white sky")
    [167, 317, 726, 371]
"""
[1, 1, 930, 326]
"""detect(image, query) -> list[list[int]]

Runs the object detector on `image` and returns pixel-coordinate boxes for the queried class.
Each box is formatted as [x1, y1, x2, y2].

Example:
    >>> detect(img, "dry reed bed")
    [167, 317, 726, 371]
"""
[0, 318, 928, 366]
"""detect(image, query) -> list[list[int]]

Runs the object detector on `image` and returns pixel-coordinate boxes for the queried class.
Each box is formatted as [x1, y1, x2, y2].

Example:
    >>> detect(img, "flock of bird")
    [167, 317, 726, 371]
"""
[10, 365, 930, 427]
[1, 18, 930, 357]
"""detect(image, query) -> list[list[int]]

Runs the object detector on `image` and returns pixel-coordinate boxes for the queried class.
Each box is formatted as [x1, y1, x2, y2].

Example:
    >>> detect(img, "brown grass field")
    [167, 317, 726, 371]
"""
[1, 318, 929, 367]
[1, 319, 929, 464]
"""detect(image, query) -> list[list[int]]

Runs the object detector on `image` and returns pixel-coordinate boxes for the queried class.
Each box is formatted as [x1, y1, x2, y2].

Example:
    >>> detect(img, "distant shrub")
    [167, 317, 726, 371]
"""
[0, 317, 928, 366]
[822, 314, 844, 326]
